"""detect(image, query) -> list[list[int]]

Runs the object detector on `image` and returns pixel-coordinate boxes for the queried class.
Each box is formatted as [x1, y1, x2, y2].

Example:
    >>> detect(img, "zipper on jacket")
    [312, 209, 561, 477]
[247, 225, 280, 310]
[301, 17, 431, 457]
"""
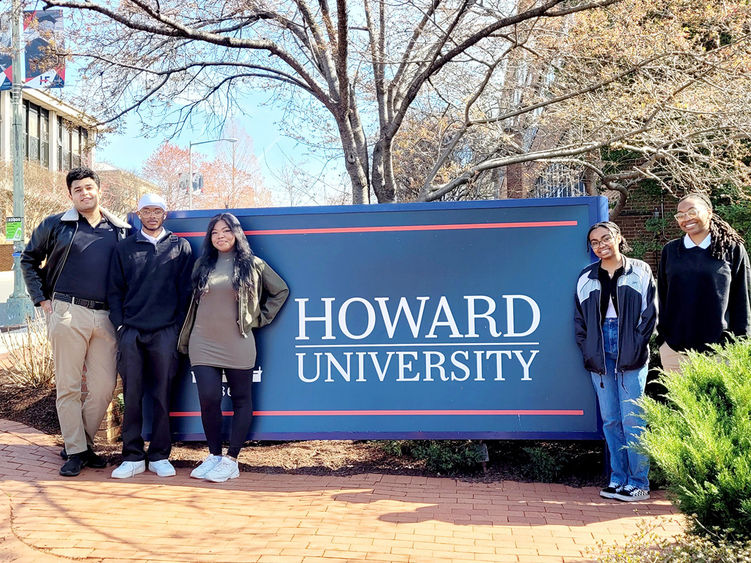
[615, 272, 621, 376]
[615, 258, 633, 389]
[596, 275, 606, 385]
[51, 220, 79, 295]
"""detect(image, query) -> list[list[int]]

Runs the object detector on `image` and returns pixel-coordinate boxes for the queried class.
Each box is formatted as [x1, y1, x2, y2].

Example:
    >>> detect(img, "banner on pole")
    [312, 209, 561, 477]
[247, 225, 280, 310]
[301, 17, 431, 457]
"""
[0, 10, 65, 91]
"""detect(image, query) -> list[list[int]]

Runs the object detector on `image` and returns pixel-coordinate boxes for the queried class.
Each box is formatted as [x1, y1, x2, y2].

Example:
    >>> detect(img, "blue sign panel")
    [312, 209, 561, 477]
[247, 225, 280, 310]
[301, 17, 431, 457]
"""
[161, 197, 608, 440]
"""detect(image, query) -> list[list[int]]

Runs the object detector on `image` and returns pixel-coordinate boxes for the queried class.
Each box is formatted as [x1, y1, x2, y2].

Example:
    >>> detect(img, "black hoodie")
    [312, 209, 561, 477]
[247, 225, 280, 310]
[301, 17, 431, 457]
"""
[108, 230, 194, 331]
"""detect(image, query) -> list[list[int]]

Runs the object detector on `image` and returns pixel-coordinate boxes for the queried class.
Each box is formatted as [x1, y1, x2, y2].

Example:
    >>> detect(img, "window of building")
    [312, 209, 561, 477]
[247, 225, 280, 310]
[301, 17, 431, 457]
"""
[56, 117, 89, 170]
[28, 103, 39, 161]
[57, 116, 64, 170]
[81, 129, 89, 166]
[71, 127, 80, 168]
[531, 163, 586, 198]
[23, 100, 50, 166]
[23, 101, 29, 158]
[40, 108, 49, 168]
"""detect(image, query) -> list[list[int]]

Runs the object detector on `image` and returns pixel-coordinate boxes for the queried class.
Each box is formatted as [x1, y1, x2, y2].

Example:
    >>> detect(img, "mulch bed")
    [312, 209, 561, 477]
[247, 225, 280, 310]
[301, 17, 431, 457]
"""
[0, 374, 606, 485]
[0, 384, 58, 432]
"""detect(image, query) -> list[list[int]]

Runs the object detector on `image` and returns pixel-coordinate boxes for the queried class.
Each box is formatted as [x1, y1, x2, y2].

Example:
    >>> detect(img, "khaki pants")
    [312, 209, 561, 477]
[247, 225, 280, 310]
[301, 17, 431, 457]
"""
[659, 342, 687, 373]
[48, 300, 117, 456]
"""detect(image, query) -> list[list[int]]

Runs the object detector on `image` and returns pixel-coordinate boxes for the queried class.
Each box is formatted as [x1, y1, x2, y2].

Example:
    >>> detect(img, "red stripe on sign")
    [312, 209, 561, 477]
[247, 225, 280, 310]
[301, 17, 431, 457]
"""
[170, 409, 584, 417]
[173, 220, 577, 238]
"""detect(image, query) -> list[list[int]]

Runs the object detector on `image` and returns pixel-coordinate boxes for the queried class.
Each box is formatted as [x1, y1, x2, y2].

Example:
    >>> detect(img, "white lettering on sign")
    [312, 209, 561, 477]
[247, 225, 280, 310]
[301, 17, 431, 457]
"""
[293, 294, 542, 384]
[295, 348, 540, 383]
[295, 295, 540, 340]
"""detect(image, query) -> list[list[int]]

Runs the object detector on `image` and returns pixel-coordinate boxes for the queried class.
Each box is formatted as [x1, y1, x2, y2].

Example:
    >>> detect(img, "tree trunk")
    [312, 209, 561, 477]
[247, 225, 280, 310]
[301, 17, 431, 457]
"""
[336, 117, 370, 204]
[371, 135, 396, 203]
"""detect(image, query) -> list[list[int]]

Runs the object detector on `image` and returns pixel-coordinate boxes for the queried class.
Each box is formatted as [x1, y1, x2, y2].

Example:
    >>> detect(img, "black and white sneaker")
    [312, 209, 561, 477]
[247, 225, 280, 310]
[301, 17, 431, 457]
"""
[599, 484, 623, 499]
[614, 485, 650, 502]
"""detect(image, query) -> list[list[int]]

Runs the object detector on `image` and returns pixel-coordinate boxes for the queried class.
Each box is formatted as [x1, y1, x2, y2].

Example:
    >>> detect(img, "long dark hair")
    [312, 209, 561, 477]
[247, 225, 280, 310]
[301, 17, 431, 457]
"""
[192, 213, 254, 293]
[679, 192, 745, 261]
[586, 221, 632, 253]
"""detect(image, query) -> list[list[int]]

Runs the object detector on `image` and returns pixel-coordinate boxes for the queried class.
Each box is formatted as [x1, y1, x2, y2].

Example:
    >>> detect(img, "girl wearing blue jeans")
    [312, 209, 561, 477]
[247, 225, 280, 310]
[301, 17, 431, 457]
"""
[574, 222, 657, 501]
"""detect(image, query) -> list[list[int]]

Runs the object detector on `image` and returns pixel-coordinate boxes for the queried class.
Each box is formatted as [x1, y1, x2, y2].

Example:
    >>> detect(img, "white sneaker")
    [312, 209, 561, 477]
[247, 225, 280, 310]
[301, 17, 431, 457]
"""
[204, 456, 239, 483]
[190, 454, 222, 479]
[111, 460, 146, 479]
[148, 459, 176, 477]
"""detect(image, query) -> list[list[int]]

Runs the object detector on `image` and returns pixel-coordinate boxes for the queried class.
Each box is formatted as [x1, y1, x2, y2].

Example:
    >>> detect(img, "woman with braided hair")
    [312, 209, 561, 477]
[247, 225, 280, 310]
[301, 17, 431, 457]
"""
[657, 192, 751, 371]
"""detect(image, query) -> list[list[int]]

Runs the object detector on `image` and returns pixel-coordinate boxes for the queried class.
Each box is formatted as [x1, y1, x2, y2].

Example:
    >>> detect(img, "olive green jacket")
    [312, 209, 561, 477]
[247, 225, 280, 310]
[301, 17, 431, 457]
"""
[177, 255, 289, 354]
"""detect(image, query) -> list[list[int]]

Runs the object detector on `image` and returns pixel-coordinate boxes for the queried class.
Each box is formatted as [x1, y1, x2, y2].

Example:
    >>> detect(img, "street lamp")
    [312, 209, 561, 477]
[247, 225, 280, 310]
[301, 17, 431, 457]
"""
[1, 0, 35, 325]
[188, 137, 238, 210]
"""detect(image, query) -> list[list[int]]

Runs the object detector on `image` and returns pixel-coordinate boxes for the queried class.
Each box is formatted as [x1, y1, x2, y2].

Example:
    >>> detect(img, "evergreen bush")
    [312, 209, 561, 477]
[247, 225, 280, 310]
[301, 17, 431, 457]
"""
[378, 440, 486, 474]
[640, 339, 751, 540]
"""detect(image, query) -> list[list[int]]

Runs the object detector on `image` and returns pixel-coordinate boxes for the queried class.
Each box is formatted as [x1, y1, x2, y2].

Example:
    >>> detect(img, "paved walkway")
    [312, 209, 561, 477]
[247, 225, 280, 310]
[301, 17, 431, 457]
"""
[0, 419, 684, 562]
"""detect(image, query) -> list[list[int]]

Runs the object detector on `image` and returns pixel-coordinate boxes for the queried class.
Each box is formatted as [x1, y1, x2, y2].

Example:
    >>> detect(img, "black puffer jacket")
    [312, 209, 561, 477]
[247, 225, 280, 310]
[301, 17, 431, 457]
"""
[574, 257, 657, 374]
[21, 208, 131, 306]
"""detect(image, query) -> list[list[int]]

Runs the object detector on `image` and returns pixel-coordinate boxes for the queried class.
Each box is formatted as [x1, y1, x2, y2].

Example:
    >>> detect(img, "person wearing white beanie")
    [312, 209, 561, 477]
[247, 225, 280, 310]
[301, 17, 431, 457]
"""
[108, 193, 194, 479]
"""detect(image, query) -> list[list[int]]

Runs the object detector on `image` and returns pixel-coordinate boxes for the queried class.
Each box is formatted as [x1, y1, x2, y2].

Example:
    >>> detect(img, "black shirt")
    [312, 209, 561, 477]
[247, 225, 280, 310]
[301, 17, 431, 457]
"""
[54, 216, 119, 303]
[597, 263, 624, 322]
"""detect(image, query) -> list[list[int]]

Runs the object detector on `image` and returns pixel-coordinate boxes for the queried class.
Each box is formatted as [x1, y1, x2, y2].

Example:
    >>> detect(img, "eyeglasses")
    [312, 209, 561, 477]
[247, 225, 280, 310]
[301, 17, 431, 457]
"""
[139, 208, 165, 217]
[674, 207, 699, 222]
[589, 233, 614, 249]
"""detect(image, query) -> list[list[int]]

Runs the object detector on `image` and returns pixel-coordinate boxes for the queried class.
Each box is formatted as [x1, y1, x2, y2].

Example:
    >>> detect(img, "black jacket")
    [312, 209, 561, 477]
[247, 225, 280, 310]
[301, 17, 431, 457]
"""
[21, 208, 131, 306]
[108, 230, 194, 332]
[574, 256, 657, 374]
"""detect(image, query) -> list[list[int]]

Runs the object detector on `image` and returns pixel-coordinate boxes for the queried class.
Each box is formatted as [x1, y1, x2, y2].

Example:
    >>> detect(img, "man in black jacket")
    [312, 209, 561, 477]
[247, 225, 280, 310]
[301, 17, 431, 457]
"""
[108, 193, 193, 479]
[21, 167, 131, 477]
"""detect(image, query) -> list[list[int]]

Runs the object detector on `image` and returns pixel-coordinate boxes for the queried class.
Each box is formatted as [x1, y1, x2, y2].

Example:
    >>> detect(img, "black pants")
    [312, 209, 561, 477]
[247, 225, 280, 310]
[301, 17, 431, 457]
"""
[118, 325, 179, 462]
[192, 365, 253, 458]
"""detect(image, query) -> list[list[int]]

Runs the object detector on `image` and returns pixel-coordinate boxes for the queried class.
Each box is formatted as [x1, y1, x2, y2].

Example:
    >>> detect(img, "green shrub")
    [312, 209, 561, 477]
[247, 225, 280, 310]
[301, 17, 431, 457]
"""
[521, 443, 573, 481]
[521, 445, 559, 481]
[711, 186, 751, 250]
[640, 339, 751, 540]
[378, 440, 487, 474]
[380, 439, 605, 481]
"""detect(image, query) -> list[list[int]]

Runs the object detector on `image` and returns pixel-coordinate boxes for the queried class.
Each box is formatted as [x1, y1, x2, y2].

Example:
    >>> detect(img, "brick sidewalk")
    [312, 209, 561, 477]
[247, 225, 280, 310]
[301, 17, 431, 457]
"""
[0, 419, 684, 562]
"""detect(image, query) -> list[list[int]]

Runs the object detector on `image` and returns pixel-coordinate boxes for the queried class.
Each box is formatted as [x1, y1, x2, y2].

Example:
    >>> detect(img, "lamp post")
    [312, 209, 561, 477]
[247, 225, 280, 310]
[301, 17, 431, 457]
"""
[187, 137, 238, 209]
[2, 0, 35, 325]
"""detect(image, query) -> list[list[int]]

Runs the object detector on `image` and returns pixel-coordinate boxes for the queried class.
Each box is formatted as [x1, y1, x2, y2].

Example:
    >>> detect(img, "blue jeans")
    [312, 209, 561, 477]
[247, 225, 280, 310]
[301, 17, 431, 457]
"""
[590, 319, 650, 490]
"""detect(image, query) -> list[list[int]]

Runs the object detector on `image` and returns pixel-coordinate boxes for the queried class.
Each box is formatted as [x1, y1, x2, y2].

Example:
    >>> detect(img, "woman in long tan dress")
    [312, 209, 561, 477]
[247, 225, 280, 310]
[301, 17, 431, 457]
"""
[178, 213, 288, 482]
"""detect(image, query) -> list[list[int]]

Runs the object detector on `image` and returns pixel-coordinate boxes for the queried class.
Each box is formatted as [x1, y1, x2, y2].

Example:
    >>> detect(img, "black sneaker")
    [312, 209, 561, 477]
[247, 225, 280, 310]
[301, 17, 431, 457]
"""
[599, 484, 623, 499]
[60, 447, 67, 460]
[83, 449, 107, 468]
[614, 485, 650, 502]
[59, 454, 87, 477]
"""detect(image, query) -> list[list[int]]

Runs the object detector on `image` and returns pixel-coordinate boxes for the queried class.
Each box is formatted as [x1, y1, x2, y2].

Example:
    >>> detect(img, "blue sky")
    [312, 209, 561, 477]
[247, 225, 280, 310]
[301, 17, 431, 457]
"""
[50, 56, 345, 205]
[94, 99, 347, 206]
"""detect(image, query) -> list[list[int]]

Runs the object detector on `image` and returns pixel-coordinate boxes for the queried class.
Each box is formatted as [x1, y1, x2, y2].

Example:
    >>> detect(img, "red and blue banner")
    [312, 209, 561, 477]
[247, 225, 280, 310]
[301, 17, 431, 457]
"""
[159, 197, 608, 440]
[1, 10, 65, 91]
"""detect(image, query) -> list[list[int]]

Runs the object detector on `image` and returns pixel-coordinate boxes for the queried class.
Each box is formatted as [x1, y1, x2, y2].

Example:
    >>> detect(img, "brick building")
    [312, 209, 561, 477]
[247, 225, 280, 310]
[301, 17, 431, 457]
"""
[606, 186, 682, 272]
